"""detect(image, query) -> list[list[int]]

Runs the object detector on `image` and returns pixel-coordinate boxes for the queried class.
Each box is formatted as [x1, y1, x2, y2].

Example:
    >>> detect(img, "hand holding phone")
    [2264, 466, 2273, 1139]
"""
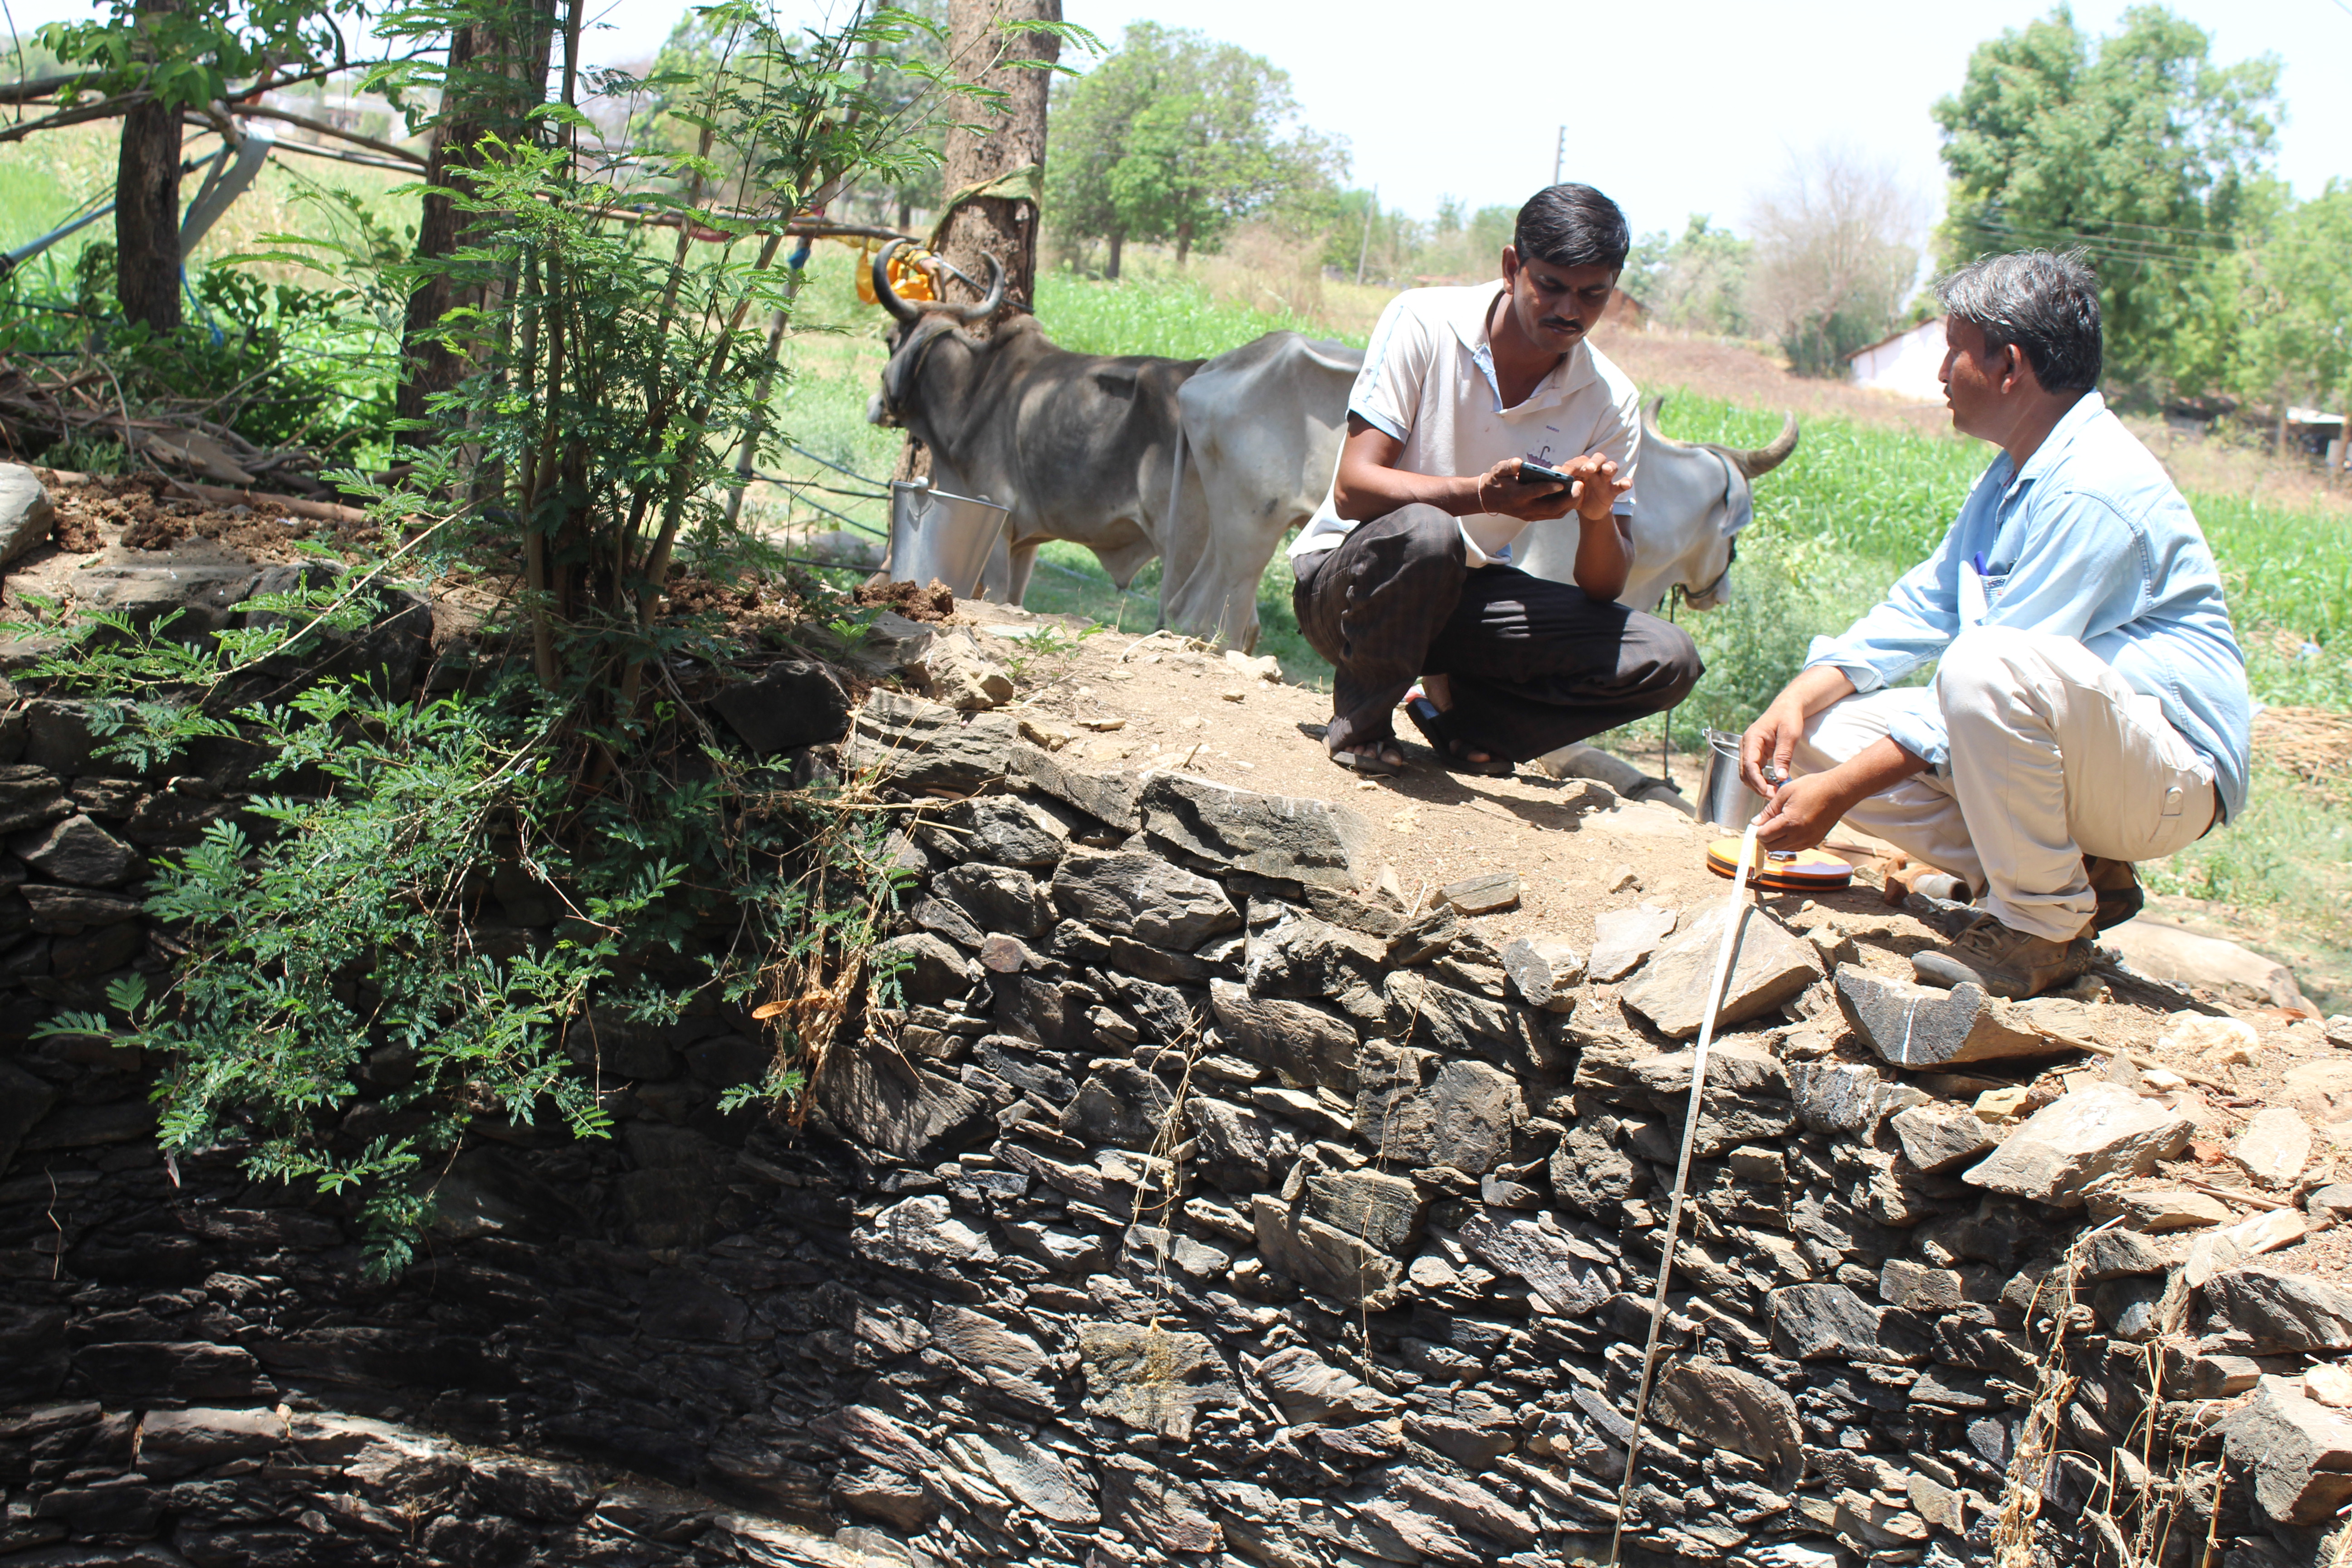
[1517, 458, 1574, 486]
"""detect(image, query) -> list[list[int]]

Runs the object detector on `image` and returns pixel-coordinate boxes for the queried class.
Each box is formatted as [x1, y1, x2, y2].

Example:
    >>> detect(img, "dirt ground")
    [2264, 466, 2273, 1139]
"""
[0, 470, 346, 631]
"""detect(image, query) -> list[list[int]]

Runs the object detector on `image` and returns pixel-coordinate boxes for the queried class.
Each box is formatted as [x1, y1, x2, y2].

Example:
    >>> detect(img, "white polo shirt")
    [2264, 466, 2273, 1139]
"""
[1289, 281, 1642, 568]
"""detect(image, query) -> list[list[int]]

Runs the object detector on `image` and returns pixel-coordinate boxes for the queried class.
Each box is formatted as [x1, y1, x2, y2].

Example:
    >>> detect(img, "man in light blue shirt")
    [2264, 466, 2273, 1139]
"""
[1739, 250, 2251, 1000]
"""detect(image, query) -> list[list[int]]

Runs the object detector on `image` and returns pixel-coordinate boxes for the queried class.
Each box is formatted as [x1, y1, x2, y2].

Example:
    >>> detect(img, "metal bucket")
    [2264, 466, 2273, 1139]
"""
[1698, 728, 1769, 830]
[887, 480, 1010, 599]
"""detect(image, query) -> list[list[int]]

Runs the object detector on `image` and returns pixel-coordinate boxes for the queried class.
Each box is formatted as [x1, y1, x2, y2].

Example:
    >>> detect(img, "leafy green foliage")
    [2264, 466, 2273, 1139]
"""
[1047, 23, 1341, 272]
[1932, 4, 2281, 395]
[35, 0, 354, 112]
[0, 230, 397, 461]
[2, 0, 1032, 1269]
[1625, 216, 1752, 338]
[2228, 181, 2352, 429]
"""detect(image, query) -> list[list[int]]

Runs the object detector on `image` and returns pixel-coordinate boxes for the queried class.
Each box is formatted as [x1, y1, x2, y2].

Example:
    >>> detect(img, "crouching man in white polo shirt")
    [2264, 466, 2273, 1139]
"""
[1289, 183, 1702, 777]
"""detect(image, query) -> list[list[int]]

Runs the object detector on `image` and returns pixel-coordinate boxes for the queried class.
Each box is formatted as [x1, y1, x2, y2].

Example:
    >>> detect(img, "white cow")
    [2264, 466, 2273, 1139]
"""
[1163, 332, 1362, 650]
[1515, 395, 1800, 614]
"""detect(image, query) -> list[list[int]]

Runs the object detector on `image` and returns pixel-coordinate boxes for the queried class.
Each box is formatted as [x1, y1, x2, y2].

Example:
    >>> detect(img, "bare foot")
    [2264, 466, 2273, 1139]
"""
[1348, 741, 1407, 769]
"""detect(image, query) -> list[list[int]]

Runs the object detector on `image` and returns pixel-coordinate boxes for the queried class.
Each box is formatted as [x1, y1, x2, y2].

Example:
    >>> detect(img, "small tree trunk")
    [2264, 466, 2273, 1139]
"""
[394, 0, 559, 439]
[935, 0, 1060, 332]
[1105, 230, 1123, 280]
[114, 0, 184, 335]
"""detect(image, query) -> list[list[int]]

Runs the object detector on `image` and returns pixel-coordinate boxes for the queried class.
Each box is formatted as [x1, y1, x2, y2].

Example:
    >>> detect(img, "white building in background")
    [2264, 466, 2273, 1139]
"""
[1845, 319, 1949, 403]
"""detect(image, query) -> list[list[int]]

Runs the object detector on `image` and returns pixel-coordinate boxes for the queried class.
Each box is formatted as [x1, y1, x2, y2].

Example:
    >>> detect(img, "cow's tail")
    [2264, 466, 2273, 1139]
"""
[1158, 420, 1189, 631]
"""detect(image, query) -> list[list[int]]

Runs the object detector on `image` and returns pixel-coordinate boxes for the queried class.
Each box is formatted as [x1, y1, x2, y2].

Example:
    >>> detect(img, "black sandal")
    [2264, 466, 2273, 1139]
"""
[1329, 745, 1406, 777]
[1405, 696, 1514, 776]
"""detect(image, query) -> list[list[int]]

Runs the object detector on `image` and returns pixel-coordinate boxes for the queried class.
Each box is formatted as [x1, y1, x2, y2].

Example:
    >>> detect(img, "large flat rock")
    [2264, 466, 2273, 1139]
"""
[1618, 899, 1823, 1040]
[1588, 902, 1678, 982]
[1962, 1082, 2193, 1208]
[1138, 773, 1372, 889]
[1835, 967, 2049, 1068]
[844, 690, 1021, 794]
[2206, 1266, 2352, 1354]
[710, 660, 850, 754]
[2106, 916, 2312, 1012]
[1211, 980, 1361, 1097]
[1052, 848, 1239, 950]
[1352, 1044, 1524, 1175]
[818, 1048, 993, 1165]
[2217, 1377, 2352, 1526]
[1651, 1358, 1804, 1492]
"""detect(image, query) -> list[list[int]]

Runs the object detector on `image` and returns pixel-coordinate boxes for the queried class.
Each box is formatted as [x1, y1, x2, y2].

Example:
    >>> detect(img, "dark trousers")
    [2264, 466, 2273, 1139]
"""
[1291, 505, 1703, 763]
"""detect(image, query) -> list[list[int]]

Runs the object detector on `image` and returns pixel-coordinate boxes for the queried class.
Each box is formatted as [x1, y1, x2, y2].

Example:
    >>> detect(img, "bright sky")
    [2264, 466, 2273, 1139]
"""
[10, 0, 2348, 235]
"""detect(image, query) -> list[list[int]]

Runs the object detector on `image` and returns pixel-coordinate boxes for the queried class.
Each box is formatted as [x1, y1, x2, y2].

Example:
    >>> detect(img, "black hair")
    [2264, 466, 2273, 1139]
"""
[1935, 249, 2103, 392]
[1513, 184, 1631, 271]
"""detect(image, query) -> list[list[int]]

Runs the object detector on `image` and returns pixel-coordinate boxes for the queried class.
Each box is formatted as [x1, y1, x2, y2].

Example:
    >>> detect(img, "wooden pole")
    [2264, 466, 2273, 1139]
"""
[1355, 184, 1376, 286]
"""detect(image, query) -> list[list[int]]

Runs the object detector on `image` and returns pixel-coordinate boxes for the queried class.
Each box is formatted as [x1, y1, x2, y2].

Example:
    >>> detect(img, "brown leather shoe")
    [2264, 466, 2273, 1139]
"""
[2083, 856, 2143, 931]
[1912, 913, 2094, 1000]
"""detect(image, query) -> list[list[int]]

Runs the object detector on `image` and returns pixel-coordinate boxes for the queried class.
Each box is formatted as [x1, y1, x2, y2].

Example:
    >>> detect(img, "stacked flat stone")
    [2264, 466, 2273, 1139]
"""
[3, 677, 2348, 1568]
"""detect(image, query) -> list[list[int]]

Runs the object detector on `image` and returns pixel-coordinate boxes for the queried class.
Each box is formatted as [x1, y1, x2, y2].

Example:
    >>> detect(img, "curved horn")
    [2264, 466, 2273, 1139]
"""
[1723, 413, 1800, 480]
[1640, 394, 1666, 443]
[872, 239, 920, 325]
[940, 254, 1006, 323]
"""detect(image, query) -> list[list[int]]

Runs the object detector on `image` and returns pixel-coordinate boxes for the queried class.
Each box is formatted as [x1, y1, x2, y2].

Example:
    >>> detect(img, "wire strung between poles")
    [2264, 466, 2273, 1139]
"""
[1607, 817, 1762, 1565]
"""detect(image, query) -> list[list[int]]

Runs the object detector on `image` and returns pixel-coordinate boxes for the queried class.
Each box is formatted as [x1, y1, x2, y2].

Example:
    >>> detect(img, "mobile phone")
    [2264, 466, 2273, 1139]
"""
[1517, 458, 1576, 486]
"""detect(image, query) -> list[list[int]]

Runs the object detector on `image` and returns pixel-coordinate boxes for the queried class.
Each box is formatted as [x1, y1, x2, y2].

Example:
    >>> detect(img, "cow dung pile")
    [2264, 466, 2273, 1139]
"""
[5, 617, 2352, 1568]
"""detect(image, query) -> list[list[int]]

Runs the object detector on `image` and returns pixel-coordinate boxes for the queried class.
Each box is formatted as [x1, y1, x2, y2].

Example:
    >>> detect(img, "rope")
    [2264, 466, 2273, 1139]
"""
[1607, 818, 1761, 1563]
[778, 439, 889, 489]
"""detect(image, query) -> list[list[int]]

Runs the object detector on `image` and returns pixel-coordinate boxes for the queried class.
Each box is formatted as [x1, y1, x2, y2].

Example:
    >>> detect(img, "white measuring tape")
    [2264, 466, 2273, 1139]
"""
[1607, 818, 1761, 1563]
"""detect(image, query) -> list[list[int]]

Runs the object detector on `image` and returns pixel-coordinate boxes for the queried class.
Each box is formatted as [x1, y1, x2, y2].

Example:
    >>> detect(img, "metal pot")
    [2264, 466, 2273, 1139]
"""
[1698, 728, 1769, 830]
[887, 480, 1011, 598]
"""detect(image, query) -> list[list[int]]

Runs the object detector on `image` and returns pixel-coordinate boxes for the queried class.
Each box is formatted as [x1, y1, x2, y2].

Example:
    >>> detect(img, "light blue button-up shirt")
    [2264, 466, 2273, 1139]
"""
[1804, 390, 2252, 822]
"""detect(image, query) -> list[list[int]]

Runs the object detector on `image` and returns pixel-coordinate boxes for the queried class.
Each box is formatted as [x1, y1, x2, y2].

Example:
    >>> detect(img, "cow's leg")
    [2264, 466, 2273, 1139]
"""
[969, 524, 1016, 603]
[1004, 539, 1042, 605]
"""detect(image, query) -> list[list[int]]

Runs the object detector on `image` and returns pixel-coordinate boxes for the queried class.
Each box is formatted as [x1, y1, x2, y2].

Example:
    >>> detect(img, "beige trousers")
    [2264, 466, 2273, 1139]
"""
[1795, 627, 2216, 942]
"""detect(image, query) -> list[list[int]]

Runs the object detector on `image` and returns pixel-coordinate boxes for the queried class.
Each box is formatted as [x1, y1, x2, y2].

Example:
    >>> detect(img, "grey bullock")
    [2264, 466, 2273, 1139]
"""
[1516, 396, 1799, 613]
[867, 243, 1199, 610]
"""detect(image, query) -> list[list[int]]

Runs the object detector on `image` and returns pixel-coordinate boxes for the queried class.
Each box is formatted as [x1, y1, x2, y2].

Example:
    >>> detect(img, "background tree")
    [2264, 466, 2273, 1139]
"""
[2230, 181, 2352, 454]
[1045, 23, 1338, 278]
[1744, 145, 1920, 376]
[1625, 215, 1751, 337]
[36, 0, 353, 333]
[1932, 4, 2279, 397]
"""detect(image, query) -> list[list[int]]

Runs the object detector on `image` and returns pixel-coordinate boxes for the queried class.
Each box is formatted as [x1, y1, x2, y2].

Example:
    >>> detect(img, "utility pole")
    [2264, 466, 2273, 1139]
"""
[1355, 183, 1377, 286]
[1553, 125, 1565, 187]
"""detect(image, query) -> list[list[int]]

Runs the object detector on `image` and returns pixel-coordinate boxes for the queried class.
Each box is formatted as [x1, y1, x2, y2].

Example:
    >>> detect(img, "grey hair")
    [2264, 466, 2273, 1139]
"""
[1934, 249, 2102, 393]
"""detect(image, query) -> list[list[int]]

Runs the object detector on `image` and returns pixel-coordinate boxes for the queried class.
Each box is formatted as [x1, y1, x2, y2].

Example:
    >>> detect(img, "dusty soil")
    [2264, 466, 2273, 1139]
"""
[0, 470, 353, 631]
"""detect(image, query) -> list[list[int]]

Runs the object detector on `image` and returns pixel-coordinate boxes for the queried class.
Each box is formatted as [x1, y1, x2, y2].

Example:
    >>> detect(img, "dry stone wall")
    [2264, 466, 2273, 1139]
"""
[5, 676, 2352, 1568]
